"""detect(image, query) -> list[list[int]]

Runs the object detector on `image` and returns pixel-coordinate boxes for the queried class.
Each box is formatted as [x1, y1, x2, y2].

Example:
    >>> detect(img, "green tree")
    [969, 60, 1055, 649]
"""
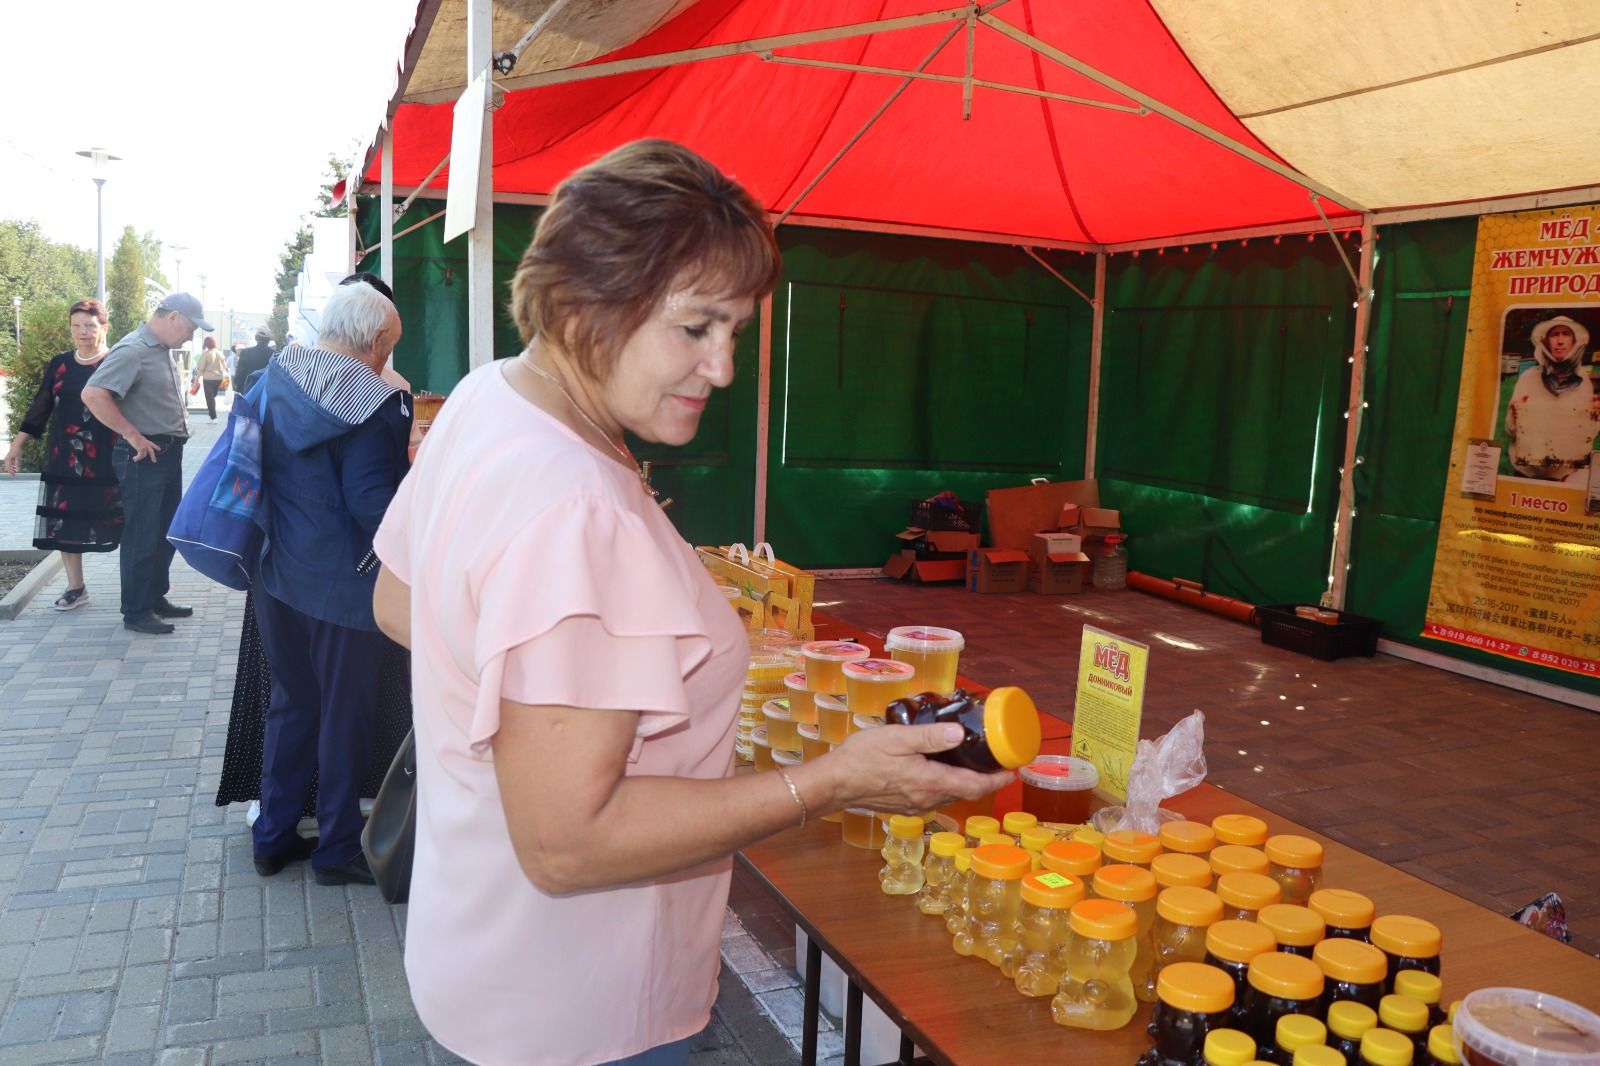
[267, 225, 313, 346]
[137, 230, 168, 292]
[0, 220, 96, 331]
[316, 151, 353, 219]
[107, 225, 146, 342]
[3, 298, 74, 472]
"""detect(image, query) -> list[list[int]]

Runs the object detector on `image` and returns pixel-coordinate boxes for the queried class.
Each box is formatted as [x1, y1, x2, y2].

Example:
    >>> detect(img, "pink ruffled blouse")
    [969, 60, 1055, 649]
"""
[373, 362, 748, 1065]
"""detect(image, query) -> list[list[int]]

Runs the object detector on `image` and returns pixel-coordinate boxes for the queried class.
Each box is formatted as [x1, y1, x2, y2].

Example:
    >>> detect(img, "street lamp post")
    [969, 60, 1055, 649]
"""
[75, 148, 122, 304]
[170, 244, 188, 294]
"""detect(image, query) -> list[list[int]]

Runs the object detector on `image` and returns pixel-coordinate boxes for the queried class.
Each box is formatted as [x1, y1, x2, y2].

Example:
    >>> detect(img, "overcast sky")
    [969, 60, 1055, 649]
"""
[2, 0, 419, 315]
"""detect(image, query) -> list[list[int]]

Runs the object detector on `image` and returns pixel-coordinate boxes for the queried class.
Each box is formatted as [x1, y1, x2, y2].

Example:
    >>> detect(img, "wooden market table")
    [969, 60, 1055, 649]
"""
[740, 614, 1600, 1065]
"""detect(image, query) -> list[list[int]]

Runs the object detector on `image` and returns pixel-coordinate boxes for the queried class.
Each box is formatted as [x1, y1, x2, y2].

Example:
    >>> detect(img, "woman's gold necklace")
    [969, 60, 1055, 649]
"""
[520, 355, 659, 500]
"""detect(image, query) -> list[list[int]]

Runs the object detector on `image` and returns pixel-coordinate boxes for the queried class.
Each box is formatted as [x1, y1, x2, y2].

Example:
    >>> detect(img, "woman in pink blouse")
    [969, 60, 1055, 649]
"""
[371, 140, 1008, 1066]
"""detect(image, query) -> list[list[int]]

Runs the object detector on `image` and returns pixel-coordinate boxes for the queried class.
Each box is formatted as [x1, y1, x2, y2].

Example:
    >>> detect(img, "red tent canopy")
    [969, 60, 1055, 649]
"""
[369, 0, 1357, 245]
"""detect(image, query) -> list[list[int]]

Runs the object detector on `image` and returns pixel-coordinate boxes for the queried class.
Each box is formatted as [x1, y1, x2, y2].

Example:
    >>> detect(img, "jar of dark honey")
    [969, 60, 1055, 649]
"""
[884, 687, 1041, 772]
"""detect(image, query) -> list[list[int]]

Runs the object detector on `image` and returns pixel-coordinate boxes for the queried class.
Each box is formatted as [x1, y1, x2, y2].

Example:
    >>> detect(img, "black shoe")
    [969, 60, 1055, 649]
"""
[313, 852, 376, 887]
[153, 598, 194, 618]
[253, 834, 318, 877]
[124, 615, 175, 635]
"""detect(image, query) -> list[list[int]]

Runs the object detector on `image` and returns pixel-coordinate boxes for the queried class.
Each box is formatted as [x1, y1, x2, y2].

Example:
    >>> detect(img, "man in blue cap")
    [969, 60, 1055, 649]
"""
[83, 293, 211, 634]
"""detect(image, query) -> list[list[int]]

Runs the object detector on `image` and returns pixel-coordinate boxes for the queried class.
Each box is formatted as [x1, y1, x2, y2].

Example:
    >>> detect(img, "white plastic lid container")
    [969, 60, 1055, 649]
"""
[1453, 988, 1600, 1066]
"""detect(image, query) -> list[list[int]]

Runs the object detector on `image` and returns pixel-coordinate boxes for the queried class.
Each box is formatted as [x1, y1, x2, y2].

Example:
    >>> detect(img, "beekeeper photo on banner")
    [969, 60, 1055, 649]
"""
[1498, 307, 1600, 484]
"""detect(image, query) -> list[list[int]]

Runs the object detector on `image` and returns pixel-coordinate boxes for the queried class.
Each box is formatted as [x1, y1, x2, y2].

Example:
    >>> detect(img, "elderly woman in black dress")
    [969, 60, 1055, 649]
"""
[3, 299, 122, 609]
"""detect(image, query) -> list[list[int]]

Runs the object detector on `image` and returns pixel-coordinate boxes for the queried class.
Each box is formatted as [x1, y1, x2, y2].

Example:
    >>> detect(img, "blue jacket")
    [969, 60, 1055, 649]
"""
[255, 347, 411, 631]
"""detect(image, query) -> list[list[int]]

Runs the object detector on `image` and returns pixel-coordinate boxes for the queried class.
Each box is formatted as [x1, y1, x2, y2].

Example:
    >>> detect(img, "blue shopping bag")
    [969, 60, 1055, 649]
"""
[167, 380, 269, 590]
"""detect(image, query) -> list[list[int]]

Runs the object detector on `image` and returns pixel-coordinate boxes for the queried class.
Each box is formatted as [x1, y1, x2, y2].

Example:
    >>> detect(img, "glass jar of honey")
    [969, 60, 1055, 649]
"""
[1268, 1016, 1328, 1066]
[1393, 971, 1445, 1030]
[1153, 852, 1215, 891]
[1020, 825, 1057, 871]
[1213, 814, 1270, 847]
[1043, 839, 1103, 879]
[957, 843, 1030, 962]
[1140, 962, 1237, 1066]
[883, 687, 1042, 773]
[1052, 899, 1141, 1031]
[1147, 886, 1225, 1001]
[801, 640, 869, 695]
[1205, 1029, 1260, 1066]
[1423, 1025, 1459, 1066]
[1004, 810, 1040, 840]
[919, 831, 964, 916]
[1204, 920, 1278, 1025]
[884, 625, 964, 693]
[1327, 1001, 1379, 1066]
[842, 658, 917, 718]
[1093, 864, 1159, 998]
[1315, 938, 1388, 1014]
[946, 847, 977, 936]
[1258, 904, 1326, 959]
[783, 671, 816, 724]
[1359, 1028, 1414, 1066]
[1105, 829, 1163, 868]
[1241, 953, 1325, 1053]
[963, 814, 1000, 849]
[1161, 820, 1219, 857]
[1379, 994, 1431, 1059]
[1212, 845, 1272, 879]
[1264, 835, 1324, 906]
[1013, 870, 1085, 994]
[1309, 889, 1375, 942]
[1216, 872, 1283, 922]
[1369, 916, 1441, 993]
[813, 692, 850, 744]
[880, 815, 927, 895]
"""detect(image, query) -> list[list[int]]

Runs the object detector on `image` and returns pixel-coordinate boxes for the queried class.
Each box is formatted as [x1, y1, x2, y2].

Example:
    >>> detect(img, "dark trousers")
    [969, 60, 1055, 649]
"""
[112, 436, 185, 622]
[252, 585, 388, 867]
[202, 378, 221, 419]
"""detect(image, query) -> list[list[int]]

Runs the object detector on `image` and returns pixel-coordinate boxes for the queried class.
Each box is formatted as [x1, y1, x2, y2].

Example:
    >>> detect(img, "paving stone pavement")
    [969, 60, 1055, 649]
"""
[0, 406, 819, 1065]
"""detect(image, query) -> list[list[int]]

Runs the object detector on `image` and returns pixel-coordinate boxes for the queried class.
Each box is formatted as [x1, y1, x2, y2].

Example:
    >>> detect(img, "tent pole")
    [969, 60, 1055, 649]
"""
[1311, 194, 1361, 291]
[963, 2, 977, 120]
[467, 0, 495, 370]
[1325, 214, 1377, 611]
[760, 55, 1141, 112]
[380, 127, 395, 286]
[753, 293, 774, 544]
[776, 22, 963, 225]
[1085, 253, 1106, 478]
[978, 14, 1365, 211]
[1021, 247, 1093, 307]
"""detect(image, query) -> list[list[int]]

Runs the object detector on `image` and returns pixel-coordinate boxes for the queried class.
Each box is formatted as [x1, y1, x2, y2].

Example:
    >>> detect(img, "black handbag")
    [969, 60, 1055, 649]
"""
[362, 727, 416, 904]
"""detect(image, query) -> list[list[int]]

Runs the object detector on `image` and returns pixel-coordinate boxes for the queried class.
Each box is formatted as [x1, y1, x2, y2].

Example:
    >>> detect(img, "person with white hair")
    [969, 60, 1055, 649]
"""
[1505, 314, 1600, 479]
[250, 279, 413, 886]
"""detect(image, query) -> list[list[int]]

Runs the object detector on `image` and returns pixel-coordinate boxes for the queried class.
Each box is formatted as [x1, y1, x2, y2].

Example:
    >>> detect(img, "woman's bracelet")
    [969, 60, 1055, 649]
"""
[774, 766, 808, 828]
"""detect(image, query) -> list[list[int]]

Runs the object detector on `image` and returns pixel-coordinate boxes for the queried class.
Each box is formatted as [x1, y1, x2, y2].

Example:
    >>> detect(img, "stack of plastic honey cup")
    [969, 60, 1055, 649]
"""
[739, 629, 801, 763]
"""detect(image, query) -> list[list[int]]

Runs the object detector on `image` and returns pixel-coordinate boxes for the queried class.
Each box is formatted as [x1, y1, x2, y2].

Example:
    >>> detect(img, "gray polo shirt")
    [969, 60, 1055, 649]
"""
[88, 323, 190, 438]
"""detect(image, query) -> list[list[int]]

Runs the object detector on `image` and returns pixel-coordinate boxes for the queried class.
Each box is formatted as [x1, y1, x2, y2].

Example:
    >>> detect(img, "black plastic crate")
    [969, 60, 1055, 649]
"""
[1257, 604, 1382, 661]
[909, 497, 981, 533]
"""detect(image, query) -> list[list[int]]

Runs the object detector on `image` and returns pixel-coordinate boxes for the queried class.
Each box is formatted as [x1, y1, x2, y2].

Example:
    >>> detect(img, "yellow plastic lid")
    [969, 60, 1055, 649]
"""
[1161, 820, 1218, 855]
[1069, 898, 1138, 940]
[1211, 845, 1271, 877]
[954, 847, 976, 873]
[1393, 970, 1442, 1006]
[1158, 886, 1225, 926]
[1277, 1014, 1328, 1052]
[1205, 1028, 1258, 1066]
[1308, 888, 1375, 930]
[1072, 826, 1105, 848]
[965, 814, 1000, 839]
[1020, 826, 1056, 853]
[885, 814, 923, 841]
[1022, 871, 1085, 909]
[982, 687, 1043, 769]
[1213, 814, 1270, 847]
[1247, 952, 1325, 1001]
[1093, 863, 1158, 902]
[1427, 1025, 1461, 1066]
[1259, 904, 1326, 948]
[929, 831, 964, 858]
[1296, 1047, 1348, 1066]
[1153, 852, 1215, 889]
[1360, 1028, 1415, 1066]
[970, 843, 1031, 880]
[1042, 839, 1102, 877]
[1313, 938, 1388, 985]
[1328, 1001, 1380, 1040]
[979, 833, 1014, 848]
[1156, 961, 1236, 1014]
[1380, 994, 1431, 1035]
[1447, 1000, 1461, 1023]
[1104, 829, 1162, 865]
[1206, 919, 1278, 964]
[1265, 834, 1325, 870]
[1370, 915, 1442, 959]
[1003, 811, 1039, 836]
[1217, 872, 1283, 911]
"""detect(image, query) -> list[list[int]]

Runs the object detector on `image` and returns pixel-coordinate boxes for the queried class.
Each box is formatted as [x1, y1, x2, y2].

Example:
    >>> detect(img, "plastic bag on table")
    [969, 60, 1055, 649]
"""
[1092, 710, 1207, 835]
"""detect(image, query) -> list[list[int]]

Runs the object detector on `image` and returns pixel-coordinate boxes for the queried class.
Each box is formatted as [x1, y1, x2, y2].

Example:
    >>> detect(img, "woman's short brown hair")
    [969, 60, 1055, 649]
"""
[509, 139, 781, 380]
[69, 299, 108, 325]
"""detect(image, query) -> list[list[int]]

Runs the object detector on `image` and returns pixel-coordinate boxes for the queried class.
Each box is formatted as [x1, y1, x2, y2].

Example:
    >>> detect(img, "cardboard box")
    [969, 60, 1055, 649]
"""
[1058, 503, 1082, 530]
[894, 527, 981, 558]
[1029, 531, 1083, 565]
[883, 549, 966, 583]
[1071, 507, 1122, 541]
[966, 548, 1029, 594]
[986, 479, 1100, 550]
[1028, 551, 1091, 594]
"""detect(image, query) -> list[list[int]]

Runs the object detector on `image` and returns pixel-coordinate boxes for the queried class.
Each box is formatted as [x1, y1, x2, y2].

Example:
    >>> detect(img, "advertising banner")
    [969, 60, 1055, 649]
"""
[1070, 626, 1148, 801]
[1425, 207, 1600, 677]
